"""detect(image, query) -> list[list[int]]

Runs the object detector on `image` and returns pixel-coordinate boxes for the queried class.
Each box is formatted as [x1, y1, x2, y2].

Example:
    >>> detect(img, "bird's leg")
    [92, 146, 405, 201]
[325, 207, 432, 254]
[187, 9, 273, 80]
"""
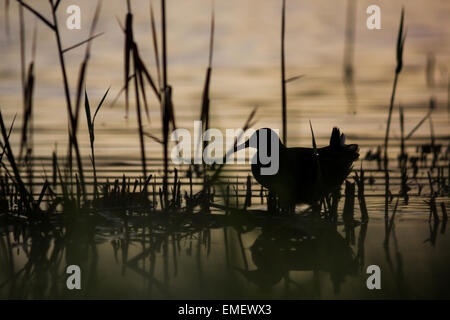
[267, 190, 277, 214]
[277, 199, 295, 215]
[289, 203, 295, 215]
[311, 202, 321, 218]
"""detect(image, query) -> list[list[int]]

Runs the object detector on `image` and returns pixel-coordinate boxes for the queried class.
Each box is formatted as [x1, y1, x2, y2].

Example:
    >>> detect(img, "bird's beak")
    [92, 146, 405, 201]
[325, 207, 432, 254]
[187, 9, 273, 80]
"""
[235, 139, 250, 151]
[223, 139, 250, 163]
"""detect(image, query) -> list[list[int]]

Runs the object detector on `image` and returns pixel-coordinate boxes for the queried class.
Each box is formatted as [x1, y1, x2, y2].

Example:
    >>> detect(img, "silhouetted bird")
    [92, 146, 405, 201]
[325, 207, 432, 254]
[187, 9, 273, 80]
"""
[235, 127, 359, 209]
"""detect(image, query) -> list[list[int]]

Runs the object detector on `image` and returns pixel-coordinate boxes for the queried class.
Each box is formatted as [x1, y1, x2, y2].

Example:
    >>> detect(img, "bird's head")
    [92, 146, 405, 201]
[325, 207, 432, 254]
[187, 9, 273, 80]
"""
[235, 128, 283, 152]
[225, 128, 281, 176]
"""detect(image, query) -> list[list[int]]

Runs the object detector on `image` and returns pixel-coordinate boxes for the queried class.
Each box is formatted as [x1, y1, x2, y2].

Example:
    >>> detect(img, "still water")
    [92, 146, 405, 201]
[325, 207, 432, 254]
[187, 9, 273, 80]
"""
[1, 211, 450, 299]
[0, 0, 449, 299]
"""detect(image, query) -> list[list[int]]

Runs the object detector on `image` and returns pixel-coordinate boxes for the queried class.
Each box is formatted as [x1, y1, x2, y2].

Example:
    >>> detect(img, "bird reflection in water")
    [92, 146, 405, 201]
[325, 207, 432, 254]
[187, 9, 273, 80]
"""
[237, 221, 366, 295]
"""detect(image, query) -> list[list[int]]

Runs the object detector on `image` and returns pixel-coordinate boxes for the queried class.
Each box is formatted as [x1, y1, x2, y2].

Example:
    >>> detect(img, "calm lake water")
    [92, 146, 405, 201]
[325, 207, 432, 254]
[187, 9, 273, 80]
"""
[0, 0, 449, 299]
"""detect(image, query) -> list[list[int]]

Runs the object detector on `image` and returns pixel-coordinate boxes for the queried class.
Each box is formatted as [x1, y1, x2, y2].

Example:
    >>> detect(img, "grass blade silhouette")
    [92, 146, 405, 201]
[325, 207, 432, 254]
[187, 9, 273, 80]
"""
[384, 8, 406, 167]
[281, 0, 287, 144]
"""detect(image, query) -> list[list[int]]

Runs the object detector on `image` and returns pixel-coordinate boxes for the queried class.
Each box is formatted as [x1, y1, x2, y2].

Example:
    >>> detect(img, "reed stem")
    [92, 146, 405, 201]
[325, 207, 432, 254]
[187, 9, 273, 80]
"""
[384, 8, 406, 169]
[281, 0, 287, 145]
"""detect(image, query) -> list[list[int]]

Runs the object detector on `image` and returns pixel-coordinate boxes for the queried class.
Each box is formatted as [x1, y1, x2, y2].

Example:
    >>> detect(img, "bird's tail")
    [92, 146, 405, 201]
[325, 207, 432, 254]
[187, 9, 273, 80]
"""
[330, 127, 343, 148]
[330, 127, 359, 157]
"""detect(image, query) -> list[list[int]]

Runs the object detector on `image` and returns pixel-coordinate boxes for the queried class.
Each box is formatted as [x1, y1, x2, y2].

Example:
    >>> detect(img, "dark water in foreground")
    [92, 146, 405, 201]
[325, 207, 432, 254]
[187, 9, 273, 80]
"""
[1, 161, 449, 299]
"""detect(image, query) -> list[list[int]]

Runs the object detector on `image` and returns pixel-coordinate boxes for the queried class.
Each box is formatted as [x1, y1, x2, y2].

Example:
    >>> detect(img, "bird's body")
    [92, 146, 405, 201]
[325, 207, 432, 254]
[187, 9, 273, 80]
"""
[241, 128, 358, 208]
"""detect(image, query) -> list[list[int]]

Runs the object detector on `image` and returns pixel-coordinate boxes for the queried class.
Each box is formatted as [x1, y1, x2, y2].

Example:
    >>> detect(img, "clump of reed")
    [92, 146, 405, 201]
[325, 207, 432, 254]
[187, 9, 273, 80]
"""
[121, 0, 160, 196]
[16, 0, 106, 201]
[94, 174, 154, 212]
[1, 0, 255, 221]
[0, 112, 49, 217]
